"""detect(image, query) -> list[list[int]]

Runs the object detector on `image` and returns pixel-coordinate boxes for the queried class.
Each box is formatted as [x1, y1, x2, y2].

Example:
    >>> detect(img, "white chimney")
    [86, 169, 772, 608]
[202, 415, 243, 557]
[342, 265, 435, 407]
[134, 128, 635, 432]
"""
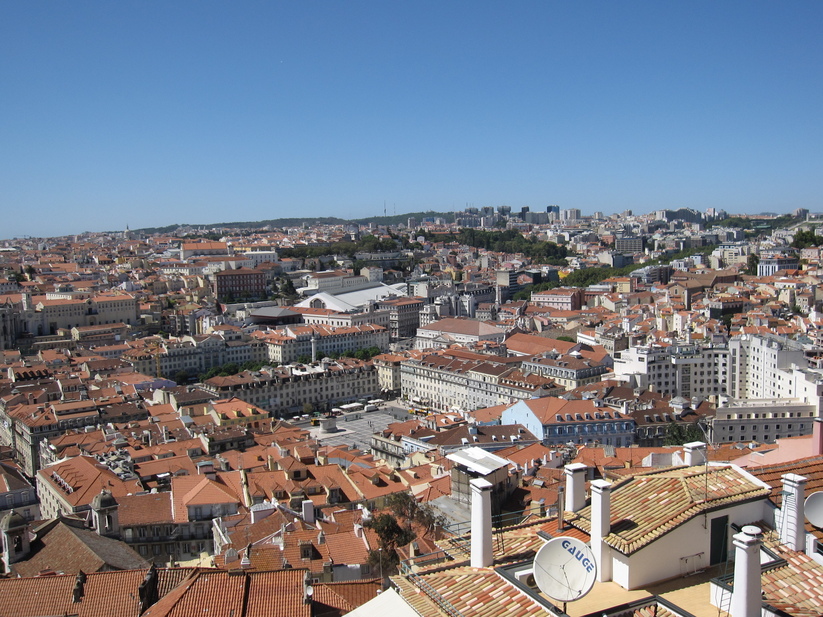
[564, 463, 587, 512]
[730, 526, 762, 617]
[683, 441, 706, 467]
[814, 418, 823, 457]
[250, 501, 277, 525]
[590, 479, 612, 582]
[779, 473, 807, 551]
[302, 500, 315, 524]
[470, 478, 493, 568]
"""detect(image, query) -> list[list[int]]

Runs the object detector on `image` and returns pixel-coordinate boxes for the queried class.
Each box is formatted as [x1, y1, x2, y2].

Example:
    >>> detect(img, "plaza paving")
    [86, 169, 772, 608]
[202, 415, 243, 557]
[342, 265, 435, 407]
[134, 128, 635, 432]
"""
[300, 403, 414, 450]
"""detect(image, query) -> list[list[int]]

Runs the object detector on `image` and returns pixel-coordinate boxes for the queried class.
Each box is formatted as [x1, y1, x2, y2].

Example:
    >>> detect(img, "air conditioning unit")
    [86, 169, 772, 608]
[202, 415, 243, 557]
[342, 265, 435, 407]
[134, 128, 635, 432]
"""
[513, 568, 536, 588]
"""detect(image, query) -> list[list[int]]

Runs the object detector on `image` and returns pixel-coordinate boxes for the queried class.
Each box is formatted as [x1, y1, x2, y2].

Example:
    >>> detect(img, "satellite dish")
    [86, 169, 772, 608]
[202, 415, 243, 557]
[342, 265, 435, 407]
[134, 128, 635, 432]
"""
[805, 491, 823, 527]
[532, 537, 597, 603]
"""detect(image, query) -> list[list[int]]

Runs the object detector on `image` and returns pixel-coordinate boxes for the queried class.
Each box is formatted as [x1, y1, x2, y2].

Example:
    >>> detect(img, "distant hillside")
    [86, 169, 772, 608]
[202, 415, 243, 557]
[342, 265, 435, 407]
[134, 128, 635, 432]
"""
[133, 210, 455, 235]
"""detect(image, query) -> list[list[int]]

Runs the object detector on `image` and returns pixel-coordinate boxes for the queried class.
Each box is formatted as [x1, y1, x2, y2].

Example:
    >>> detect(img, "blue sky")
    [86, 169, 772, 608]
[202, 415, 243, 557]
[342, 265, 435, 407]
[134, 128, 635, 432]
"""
[2, 2, 822, 238]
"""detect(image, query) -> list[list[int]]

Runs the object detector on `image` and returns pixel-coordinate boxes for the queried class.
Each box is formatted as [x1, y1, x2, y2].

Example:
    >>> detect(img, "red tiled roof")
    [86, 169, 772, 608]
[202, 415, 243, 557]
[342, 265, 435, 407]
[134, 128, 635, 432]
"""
[0, 567, 195, 617]
[567, 465, 770, 555]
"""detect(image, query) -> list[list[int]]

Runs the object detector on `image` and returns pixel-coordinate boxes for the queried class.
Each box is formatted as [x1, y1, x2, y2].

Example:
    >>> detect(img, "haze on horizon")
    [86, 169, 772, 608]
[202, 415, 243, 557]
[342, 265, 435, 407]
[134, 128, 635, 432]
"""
[3, 2, 822, 239]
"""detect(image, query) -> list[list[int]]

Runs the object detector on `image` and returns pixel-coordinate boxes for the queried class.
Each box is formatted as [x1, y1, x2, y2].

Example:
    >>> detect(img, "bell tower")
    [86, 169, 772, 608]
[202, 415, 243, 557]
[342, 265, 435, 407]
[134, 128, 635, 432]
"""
[1, 510, 31, 572]
[90, 490, 120, 538]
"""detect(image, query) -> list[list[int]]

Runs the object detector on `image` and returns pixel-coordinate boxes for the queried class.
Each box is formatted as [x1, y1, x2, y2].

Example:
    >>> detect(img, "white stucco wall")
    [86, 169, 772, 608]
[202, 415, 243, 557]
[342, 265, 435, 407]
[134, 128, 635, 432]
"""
[500, 401, 542, 442]
[611, 498, 769, 589]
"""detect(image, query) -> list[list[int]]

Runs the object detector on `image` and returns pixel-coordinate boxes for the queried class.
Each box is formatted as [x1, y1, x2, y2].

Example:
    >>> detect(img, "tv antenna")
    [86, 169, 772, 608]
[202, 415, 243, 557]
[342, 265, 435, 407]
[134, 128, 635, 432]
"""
[532, 536, 597, 608]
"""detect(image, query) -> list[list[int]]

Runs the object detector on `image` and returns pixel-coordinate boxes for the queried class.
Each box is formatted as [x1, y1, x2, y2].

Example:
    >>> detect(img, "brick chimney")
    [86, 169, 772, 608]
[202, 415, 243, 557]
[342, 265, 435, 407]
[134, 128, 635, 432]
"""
[470, 478, 493, 568]
[564, 463, 587, 512]
[730, 526, 762, 617]
[779, 473, 807, 551]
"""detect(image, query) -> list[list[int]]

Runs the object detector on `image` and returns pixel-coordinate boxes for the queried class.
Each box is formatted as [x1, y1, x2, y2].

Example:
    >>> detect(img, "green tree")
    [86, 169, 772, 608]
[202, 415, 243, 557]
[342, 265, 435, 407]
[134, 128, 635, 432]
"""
[219, 362, 239, 376]
[663, 422, 686, 446]
[302, 402, 314, 415]
[280, 277, 297, 296]
[664, 422, 705, 446]
[174, 370, 190, 385]
[745, 254, 760, 276]
[366, 513, 415, 550]
[791, 229, 823, 249]
[385, 492, 445, 535]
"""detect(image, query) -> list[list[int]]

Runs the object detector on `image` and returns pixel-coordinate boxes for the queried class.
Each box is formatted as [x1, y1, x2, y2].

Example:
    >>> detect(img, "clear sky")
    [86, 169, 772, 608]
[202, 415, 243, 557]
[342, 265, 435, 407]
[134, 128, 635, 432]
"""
[2, 2, 822, 238]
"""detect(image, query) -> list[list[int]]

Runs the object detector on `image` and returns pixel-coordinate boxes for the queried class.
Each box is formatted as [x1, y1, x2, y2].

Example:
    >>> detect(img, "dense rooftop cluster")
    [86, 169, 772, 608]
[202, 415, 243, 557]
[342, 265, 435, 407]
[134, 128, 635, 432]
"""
[1, 206, 823, 615]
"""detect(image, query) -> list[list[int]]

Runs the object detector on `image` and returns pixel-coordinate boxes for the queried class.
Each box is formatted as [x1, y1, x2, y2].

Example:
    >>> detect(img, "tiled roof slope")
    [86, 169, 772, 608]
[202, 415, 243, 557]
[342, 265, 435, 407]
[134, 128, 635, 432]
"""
[580, 599, 680, 617]
[566, 465, 770, 555]
[0, 567, 195, 617]
[405, 566, 548, 617]
[749, 455, 823, 508]
[434, 515, 589, 568]
[749, 455, 823, 541]
[13, 519, 149, 577]
[141, 569, 310, 617]
[760, 544, 823, 617]
[312, 578, 381, 615]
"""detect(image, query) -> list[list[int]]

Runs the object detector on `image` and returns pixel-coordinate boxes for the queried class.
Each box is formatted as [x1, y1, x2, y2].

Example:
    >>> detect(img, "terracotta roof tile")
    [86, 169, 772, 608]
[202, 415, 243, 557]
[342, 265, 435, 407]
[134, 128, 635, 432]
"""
[567, 465, 770, 555]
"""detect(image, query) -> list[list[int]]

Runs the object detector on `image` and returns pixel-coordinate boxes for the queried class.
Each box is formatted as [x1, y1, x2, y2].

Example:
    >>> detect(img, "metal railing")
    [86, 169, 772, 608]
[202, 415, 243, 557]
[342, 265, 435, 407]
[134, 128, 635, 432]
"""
[400, 560, 467, 617]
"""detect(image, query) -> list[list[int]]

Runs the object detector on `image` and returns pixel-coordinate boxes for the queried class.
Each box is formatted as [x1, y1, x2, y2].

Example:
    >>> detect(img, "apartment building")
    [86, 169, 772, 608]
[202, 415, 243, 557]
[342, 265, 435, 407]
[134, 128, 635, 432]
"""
[728, 333, 811, 400]
[0, 462, 40, 522]
[301, 270, 377, 295]
[36, 455, 143, 520]
[530, 287, 584, 311]
[180, 241, 230, 259]
[200, 358, 379, 415]
[501, 397, 636, 447]
[1, 398, 147, 476]
[253, 323, 388, 365]
[290, 305, 391, 331]
[372, 353, 405, 395]
[213, 267, 267, 302]
[711, 398, 819, 444]
[400, 350, 558, 412]
[375, 296, 425, 340]
[758, 255, 800, 276]
[17, 292, 139, 337]
[614, 342, 730, 400]
[521, 352, 611, 391]
[122, 332, 266, 379]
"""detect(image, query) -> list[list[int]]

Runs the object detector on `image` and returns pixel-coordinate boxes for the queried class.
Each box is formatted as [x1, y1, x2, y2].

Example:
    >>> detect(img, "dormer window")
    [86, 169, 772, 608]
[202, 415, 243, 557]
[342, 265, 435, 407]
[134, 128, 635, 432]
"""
[300, 542, 312, 559]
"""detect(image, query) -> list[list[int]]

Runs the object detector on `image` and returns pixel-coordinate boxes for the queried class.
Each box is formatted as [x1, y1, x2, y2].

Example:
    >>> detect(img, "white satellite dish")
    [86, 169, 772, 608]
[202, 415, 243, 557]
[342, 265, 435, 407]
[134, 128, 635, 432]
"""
[532, 537, 597, 603]
[805, 491, 823, 527]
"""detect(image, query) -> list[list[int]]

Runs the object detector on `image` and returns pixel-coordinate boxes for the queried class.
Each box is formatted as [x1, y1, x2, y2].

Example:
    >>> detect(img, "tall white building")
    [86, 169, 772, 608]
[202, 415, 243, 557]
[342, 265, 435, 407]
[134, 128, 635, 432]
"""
[613, 342, 730, 401]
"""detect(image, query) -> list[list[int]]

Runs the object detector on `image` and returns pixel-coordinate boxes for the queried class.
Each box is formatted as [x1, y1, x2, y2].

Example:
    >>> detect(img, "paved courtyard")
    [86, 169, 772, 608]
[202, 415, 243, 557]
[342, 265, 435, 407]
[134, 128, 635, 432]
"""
[299, 403, 414, 450]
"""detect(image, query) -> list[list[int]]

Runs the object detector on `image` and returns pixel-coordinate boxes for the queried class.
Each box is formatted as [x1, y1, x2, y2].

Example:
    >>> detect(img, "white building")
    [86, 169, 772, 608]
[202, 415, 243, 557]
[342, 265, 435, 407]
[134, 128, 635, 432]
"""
[613, 342, 730, 401]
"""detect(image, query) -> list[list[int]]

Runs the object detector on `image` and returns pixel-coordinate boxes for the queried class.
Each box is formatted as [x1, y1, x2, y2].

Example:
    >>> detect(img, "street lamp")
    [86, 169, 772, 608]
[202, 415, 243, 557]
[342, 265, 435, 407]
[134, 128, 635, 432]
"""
[378, 547, 383, 585]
